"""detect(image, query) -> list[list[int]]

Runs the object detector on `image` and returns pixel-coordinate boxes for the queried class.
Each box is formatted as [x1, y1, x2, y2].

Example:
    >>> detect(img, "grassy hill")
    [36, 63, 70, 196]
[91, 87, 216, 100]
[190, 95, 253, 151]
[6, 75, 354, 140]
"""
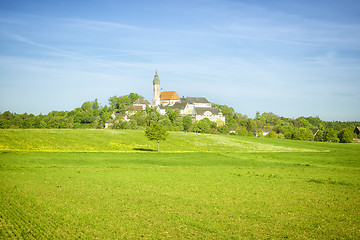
[0, 129, 359, 239]
[0, 128, 341, 153]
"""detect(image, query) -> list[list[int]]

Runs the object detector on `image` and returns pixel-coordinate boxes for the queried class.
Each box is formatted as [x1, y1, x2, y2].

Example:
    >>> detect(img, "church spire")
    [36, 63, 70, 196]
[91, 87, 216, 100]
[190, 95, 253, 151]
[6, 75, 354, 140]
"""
[153, 70, 160, 84]
[152, 70, 160, 106]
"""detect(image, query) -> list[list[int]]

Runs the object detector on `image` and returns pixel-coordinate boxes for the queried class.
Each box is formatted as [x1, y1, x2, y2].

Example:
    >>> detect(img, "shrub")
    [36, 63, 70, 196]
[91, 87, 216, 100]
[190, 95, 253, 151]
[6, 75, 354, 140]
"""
[236, 128, 248, 136]
[266, 131, 277, 138]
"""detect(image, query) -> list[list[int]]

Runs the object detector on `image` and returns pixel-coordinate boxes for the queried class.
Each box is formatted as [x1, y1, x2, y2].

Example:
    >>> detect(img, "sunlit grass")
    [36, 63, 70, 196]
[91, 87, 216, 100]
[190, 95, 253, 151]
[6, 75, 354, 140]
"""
[0, 129, 359, 238]
[0, 129, 321, 153]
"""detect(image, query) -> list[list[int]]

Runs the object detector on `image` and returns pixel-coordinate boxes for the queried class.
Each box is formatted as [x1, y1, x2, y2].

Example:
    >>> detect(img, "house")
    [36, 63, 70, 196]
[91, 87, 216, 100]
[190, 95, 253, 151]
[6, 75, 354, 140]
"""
[133, 99, 150, 110]
[105, 112, 129, 129]
[125, 99, 151, 115]
[125, 105, 143, 112]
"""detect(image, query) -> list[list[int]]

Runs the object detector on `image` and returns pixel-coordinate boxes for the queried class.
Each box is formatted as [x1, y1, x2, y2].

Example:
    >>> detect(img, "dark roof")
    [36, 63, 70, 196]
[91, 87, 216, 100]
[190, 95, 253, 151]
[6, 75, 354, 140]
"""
[171, 102, 187, 109]
[158, 102, 187, 110]
[181, 97, 210, 104]
[133, 99, 150, 105]
[310, 128, 319, 135]
[194, 107, 220, 115]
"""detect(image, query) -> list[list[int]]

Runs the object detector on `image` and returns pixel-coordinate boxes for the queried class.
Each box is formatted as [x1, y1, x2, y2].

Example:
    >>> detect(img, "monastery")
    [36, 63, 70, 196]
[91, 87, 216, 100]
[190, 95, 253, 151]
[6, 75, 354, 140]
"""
[152, 71, 225, 123]
[105, 71, 225, 128]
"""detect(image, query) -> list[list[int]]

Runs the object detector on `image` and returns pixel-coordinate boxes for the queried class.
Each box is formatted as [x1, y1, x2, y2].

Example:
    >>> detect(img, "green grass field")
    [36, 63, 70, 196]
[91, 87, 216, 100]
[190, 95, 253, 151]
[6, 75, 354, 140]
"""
[0, 129, 359, 239]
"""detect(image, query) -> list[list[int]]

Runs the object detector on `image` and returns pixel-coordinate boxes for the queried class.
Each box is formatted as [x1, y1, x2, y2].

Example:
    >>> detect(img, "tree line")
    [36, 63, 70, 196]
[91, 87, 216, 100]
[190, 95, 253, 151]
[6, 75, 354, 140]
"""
[1, 93, 359, 143]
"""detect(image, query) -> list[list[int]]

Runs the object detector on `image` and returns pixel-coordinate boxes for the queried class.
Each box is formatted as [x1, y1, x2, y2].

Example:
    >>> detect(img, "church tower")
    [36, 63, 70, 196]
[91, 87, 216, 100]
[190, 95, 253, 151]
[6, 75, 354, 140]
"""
[152, 70, 160, 107]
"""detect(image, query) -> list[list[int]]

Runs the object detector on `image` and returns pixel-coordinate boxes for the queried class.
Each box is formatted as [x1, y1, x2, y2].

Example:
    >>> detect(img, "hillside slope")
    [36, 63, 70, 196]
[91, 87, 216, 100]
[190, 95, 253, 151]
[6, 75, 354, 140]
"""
[0, 129, 349, 153]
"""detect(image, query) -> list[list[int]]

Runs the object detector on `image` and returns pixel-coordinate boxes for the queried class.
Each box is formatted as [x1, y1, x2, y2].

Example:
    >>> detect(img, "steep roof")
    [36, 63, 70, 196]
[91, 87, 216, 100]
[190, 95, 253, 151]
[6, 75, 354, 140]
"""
[160, 91, 180, 100]
[310, 128, 319, 136]
[133, 99, 150, 105]
[181, 97, 210, 104]
[194, 107, 220, 115]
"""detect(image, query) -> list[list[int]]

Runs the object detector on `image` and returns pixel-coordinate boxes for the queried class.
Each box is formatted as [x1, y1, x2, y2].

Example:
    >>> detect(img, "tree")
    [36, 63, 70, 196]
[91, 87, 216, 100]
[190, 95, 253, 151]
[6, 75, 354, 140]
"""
[194, 118, 213, 133]
[292, 127, 313, 141]
[182, 115, 192, 131]
[246, 119, 256, 132]
[324, 128, 339, 142]
[145, 121, 168, 151]
[165, 107, 180, 123]
[218, 124, 229, 134]
[255, 111, 261, 120]
[314, 130, 324, 142]
[294, 117, 312, 128]
[338, 129, 353, 143]
[131, 111, 147, 127]
[92, 99, 100, 116]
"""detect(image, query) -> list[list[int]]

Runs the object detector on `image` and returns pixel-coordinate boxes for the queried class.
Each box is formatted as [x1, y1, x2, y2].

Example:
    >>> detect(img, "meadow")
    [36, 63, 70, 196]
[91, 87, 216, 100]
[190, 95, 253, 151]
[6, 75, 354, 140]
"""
[0, 129, 359, 239]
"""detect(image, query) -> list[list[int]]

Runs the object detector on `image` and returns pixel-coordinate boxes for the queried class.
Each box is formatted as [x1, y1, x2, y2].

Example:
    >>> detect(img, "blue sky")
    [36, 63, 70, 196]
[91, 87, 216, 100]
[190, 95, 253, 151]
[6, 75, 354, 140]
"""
[0, 0, 359, 121]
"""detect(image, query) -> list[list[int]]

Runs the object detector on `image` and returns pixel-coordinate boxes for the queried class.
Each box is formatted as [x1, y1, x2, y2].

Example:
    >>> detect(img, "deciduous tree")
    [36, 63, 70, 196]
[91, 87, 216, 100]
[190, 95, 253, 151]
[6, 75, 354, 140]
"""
[338, 129, 353, 143]
[145, 121, 168, 151]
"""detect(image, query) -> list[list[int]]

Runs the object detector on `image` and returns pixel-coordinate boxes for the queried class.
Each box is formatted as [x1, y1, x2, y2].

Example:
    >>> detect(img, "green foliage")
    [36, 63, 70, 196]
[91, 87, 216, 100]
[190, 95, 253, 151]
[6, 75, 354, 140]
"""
[314, 130, 324, 142]
[173, 117, 184, 131]
[217, 125, 229, 134]
[158, 117, 173, 131]
[1, 93, 359, 146]
[145, 121, 168, 151]
[260, 112, 280, 125]
[294, 117, 313, 128]
[236, 128, 249, 136]
[267, 131, 277, 139]
[338, 129, 353, 143]
[182, 115, 193, 131]
[108, 93, 144, 113]
[165, 107, 180, 123]
[256, 129, 263, 137]
[325, 128, 340, 143]
[131, 111, 147, 127]
[193, 118, 215, 133]
[293, 127, 313, 141]
[245, 119, 256, 132]
[111, 119, 138, 130]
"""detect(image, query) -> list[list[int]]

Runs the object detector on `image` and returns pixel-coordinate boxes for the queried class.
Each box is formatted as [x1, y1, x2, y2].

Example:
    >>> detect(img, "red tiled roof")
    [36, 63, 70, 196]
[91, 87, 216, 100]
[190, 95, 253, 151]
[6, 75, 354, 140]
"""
[160, 91, 180, 100]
